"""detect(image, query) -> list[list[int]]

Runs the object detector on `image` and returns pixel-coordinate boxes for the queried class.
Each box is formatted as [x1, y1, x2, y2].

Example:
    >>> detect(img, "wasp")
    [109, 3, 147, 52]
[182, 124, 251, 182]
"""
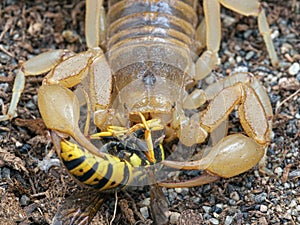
[51, 114, 168, 224]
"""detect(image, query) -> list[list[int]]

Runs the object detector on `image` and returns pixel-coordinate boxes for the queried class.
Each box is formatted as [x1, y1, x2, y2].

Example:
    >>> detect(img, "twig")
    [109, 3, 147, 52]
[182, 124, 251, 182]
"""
[275, 89, 300, 115]
[110, 190, 118, 225]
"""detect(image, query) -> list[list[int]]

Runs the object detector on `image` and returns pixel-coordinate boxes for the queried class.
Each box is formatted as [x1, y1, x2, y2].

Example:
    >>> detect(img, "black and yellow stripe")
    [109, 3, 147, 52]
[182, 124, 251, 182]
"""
[60, 140, 133, 191]
[59, 139, 165, 191]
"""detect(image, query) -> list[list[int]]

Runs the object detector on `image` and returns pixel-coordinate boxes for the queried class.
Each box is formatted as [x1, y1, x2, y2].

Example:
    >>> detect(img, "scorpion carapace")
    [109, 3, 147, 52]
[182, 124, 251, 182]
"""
[106, 0, 198, 125]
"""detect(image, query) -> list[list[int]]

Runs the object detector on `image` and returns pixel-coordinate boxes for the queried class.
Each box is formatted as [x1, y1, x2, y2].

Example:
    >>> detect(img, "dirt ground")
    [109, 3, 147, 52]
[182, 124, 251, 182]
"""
[0, 1, 299, 225]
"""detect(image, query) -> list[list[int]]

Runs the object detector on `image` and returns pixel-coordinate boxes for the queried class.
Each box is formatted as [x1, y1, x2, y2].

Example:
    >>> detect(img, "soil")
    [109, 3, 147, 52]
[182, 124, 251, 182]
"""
[0, 1, 299, 225]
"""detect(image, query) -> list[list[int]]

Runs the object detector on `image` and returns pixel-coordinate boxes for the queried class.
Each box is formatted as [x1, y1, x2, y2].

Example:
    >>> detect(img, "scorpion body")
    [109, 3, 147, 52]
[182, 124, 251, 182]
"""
[106, 0, 197, 125]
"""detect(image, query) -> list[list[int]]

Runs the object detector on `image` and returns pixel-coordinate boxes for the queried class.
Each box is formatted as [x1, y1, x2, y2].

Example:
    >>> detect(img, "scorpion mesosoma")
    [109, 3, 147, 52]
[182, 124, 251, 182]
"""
[0, 0, 276, 223]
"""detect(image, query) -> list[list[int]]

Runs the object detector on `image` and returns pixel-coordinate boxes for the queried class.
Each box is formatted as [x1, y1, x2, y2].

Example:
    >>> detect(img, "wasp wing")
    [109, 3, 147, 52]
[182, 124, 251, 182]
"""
[52, 190, 107, 225]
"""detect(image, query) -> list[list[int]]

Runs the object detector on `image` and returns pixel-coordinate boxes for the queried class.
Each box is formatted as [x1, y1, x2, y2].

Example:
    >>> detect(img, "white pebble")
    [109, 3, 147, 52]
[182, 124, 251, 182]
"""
[271, 29, 279, 39]
[141, 198, 150, 206]
[225, 216, 234, 225]
[209, 218, 219, 225]
[274, 167, 283, 176]
[230, 191, 240, 201]
[169, 212, 180, 224]
[288, 62, 300, 76]
[260, 204, 268, 213]
[203, 206, 211, 213]
[140, 207, 149, 219]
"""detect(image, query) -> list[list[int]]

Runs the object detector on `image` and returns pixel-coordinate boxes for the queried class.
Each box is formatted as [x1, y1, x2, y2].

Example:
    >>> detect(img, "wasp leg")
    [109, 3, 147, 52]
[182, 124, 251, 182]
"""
[219, 0, 279, 67]
[91, 114, 164, 163]
[0, 50, 72, 122]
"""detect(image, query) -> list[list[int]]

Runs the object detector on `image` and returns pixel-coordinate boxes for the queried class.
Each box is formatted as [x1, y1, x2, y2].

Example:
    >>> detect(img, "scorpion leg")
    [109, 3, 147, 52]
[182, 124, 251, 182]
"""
[85, 0, 105, 48]
[89, 53, 112, 129]
[194, 0, 220, 80]
[0, 50, 72, 121]
[85, 0, 112, 129]
[219, 0, 279, 67]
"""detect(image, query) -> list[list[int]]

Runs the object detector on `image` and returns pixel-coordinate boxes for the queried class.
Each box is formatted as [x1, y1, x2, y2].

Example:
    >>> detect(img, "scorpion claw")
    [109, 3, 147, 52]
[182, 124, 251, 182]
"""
[38, 84, 103, 157]
[158, 173, 220, 188]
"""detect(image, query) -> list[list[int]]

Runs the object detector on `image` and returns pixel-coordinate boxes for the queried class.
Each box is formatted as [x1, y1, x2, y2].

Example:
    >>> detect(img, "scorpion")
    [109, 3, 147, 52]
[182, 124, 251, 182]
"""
[0, 0, 277, 224]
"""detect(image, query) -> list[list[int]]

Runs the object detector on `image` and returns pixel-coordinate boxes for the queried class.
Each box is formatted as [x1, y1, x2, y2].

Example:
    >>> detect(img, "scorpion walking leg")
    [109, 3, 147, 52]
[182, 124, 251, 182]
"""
[86, 0, 106, 48]
[0, 50, 72, 121]
[194, 0, 220, 80]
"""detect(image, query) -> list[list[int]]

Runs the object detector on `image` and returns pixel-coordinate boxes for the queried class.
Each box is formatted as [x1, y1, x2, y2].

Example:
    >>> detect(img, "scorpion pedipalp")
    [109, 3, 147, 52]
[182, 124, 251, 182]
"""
[38, 84, 103, 157]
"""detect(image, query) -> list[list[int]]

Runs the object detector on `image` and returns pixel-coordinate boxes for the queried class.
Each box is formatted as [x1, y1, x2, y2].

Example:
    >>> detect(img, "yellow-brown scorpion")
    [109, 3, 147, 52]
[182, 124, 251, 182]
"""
[0, 0, 278, 224]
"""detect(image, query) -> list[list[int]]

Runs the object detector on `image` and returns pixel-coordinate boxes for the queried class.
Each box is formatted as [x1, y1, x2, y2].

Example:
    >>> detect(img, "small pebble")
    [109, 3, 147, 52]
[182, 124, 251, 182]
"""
[274, 167, 283, 176]
[245, 51, 255, 61]
[20, 195, 30, 206]
[26, 100, 37, 110]
[225, 215, 234, 225]
[271, 29, 280, 39]
[292, 209, 299, 216]
[141, 198, 150, 206]
[228, 199, 236, 206]
[230, 191, 240, 201]
[275, 205, 283, 213]
[2, 167, 11, 180]
[213, 212, 219, 218]
[169, 212, 180, 225]
[243, 30, 253, 39]
[0, 83, 9, 92]
[280, 43, 293, 54]
[260, 204, 268, 213]
[284, 182, 291, 189]
[255, 193, 267, 203]
[203, 206, 211, 213]
[0, 53, 10, 64]
[236, 56, 242, 63]
[167, 191, 177, 203]
[203, 213, 211, 220]
[209, 217, 219, 225]
[288, 62, 300, 75]
[139, 206, 149, 219]
[212, 205, 223, 214]
[174, 188, 189, 196]
[222, 15, 236, 27]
